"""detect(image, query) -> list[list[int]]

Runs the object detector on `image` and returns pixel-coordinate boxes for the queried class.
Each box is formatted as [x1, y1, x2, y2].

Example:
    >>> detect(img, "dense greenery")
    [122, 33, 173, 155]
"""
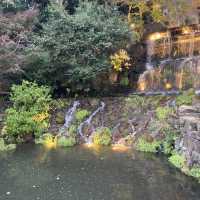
[23, 1, 131, 94]
[4, 81, 52, 139]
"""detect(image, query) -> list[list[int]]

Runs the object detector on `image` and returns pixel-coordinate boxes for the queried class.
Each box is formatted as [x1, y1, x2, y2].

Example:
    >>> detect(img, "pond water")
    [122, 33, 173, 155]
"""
[0, 144, 200, 200]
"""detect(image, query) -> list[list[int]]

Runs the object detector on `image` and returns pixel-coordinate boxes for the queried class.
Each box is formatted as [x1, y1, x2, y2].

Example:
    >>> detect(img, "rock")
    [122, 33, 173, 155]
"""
[55, 112, 65, 124]
[176, 103, 200, 167]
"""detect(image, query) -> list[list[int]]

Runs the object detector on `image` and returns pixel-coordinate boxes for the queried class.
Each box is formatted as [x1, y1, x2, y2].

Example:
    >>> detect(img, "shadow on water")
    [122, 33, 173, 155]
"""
[0, 144, 200, 200]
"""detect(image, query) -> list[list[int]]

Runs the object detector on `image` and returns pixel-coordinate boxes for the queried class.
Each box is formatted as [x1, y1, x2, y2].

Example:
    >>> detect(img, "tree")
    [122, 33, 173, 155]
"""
[24, 1, 132, 94]
[0, 9, 38, 92]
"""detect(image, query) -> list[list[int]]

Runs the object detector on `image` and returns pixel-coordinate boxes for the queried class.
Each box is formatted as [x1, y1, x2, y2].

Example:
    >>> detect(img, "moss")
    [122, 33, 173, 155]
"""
[75, 109, 90, 122]
[168, 153, 186, 169]
[188, 167, 200, 180]
[176, 89, 195, 106]
[0, 138, 16, 151]
[57, 136, 76, 147]
[92, 127, 112, 146]
[136, 137, 161, 153]
[169, 152, 200, 181]
[156, 106, 173, 121]
[35, 133, 54, 144]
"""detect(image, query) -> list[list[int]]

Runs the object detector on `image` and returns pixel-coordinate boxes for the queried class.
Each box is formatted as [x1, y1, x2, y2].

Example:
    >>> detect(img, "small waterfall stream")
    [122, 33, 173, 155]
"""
[59, 101, 80, 136]
[78, 102, 105, 143]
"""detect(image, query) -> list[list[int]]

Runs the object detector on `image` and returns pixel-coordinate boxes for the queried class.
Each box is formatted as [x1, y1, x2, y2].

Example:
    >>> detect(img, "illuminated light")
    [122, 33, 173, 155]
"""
[43, 136, 57, 149]
[165, 83, 172, 90]
[112, 144, 130, 152]
[149, 32, 165, 41]
[138, 81, 146, 91]
[182, 27, 191, 35]
[130, 23, 135, 29]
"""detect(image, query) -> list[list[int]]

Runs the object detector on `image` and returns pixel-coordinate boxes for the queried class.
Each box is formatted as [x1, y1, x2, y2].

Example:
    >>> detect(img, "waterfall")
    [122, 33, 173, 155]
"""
[59, 101, 80, 136]
[78, 102, 105, 143]
[138, 26, 200, 93]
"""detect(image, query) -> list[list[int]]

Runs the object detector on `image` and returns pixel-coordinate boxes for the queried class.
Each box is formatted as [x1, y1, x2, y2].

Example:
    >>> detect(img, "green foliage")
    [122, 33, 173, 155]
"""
[162, 128, 178, 155]
[57, 136, 76, 147]
[188, 167, 200, 179]
[52, 99, 70, 110]
[5, 81, 52, 139]
[176, 89, 195, 106]
[75, 109, 90, 122]
[35, 133, 54, 145]
[24, 1, 131, 93]
[156, 107, 173, 121]
[168, 153, 186, 169]
[0, 138, 16, 151]
[92, 127, 112, 146]
[136, 137, 161, 153]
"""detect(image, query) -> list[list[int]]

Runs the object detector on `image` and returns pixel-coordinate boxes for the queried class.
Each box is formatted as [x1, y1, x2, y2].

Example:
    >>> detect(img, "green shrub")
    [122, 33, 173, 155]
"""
[75, 109, 90, 122]
[92, 127, 112, 146]
[5, 81, 52, 139]
[168, 153, 186, 169]
[136, 137, 161, 153]
[188, 167, 200, 179]
[0, 138, 16, 151]
[24, 1, 131, 94]
[162, 128, 178, 155]
[68, 125, 77, 137]
[35, 133, 54, 145]
[57, 136, 76, 147]
[156, 107, 173, 121]
[176, 89, 195, 106]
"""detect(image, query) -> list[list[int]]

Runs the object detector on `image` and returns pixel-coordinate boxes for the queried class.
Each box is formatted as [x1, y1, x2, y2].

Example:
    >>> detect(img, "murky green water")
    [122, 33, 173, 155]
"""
[0, 144, 199, 200]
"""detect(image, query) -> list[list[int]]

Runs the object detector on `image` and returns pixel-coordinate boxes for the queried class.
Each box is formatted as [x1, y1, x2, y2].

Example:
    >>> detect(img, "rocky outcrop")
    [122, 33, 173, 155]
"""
[176, 104, 200, 166]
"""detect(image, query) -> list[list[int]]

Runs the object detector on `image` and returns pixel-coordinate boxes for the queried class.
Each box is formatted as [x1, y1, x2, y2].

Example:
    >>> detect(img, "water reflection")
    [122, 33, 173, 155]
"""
[0, 145, 200, 200]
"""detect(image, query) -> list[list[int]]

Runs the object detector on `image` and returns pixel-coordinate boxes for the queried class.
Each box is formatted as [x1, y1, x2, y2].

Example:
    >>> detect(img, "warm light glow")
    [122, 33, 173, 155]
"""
[182, 27, 191, 35]
[138, 81, 146, 91]
[165, 83, 172, 90]
[43, 137, 57, 149]
[112, 144, 130, 152]
[149, 32, 165, 41]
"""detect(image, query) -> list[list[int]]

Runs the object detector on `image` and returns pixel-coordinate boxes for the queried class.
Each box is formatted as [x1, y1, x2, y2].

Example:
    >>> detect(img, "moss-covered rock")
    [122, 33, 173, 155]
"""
[92, 127, 112, 146]
[136, 137, 161, 153]
[57, 136, 76, 147]
[0, 138, 16, 151]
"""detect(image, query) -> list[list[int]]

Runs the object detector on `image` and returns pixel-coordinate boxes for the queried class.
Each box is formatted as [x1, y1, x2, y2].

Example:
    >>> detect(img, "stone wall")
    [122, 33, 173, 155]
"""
[175, 104, 200, 166]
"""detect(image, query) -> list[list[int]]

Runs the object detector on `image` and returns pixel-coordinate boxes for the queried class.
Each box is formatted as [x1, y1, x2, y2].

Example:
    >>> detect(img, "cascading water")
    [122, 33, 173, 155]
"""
[138, 25, 200, 94]
[78, 102, 105, 143]
[59, 101, 80, 136]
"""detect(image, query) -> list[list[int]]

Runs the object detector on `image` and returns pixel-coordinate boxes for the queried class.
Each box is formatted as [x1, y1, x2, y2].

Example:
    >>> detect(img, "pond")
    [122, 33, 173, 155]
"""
[0, 144, 200, 200]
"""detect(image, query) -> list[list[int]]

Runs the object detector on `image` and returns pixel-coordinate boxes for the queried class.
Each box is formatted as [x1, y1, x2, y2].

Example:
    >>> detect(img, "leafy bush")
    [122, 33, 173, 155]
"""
[92, 127, 112, 146]
[75, 109, 90, 122]
[176, 89, 195, 106]
[35, 133, 54, 145]
[189, 167, 200, 179]
[24, 1, 131, 93]
[168, 153, 186, 169]
[57, 136, 76, 147]
[136, 137, 161, 153]
[156, 107, 173, 121]
[5, 81, 52, 139]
